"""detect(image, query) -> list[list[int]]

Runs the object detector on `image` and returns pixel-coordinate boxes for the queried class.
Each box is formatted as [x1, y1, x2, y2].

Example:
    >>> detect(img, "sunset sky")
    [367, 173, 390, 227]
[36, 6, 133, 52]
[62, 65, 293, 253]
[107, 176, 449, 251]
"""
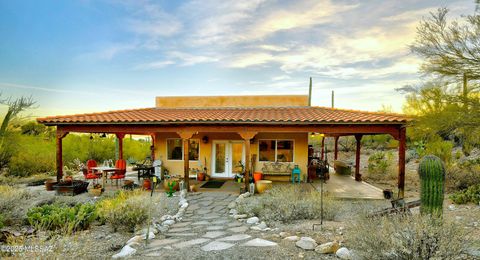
[0, 0, 476, 117]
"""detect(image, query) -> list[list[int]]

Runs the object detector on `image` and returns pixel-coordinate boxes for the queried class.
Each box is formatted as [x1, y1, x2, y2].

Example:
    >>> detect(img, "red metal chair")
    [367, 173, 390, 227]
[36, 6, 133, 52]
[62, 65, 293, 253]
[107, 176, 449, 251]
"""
[83, 167, 99, 184]
[87, 160, 101, 176]
[110, 159, 126, 187]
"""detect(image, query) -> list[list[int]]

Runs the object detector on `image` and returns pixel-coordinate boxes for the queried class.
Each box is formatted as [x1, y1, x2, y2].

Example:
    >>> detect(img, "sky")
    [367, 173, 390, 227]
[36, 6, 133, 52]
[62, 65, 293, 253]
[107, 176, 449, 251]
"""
[0, 0, 476, 117]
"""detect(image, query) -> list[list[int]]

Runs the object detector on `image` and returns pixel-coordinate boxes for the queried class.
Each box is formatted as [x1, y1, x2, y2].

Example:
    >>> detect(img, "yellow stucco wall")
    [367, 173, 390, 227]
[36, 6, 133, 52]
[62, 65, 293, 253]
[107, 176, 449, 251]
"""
[154, 132, 309, 181]
[155, 95, 309, 108]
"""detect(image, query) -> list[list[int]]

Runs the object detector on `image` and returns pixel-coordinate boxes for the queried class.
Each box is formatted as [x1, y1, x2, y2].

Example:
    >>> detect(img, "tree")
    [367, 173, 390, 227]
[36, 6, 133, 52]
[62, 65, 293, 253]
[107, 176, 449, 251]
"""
[411, 8, 480, 83]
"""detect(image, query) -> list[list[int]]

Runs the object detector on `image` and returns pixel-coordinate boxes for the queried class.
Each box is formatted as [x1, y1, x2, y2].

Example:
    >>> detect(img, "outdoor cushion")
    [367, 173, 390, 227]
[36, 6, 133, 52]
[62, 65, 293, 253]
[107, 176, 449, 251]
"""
[261, 162, 294, 176]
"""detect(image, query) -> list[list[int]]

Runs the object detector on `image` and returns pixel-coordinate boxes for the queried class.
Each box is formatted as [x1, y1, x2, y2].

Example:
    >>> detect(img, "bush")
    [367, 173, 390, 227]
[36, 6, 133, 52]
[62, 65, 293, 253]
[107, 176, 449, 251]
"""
[7, 135, 55, 177]
[236, 185, 339, 223]
[449, 184, 480, 204]
[347, 214, 470, 259]
[367, 151, 392, 175]
[27, 203, 97, 234]
[0, 185, 31, 225]
[0, 214, 4, 229]
[96, 190, 149, 232]
[424, 138, 453, 165]
[447, 160, 480, 191]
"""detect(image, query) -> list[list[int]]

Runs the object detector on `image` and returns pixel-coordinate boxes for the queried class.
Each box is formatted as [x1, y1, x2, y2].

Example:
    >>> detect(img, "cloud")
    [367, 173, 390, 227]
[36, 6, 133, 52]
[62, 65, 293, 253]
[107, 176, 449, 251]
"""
[167, 51, 219, 66]
[133, 60, 175, 70]
[0, 82, 95, 95]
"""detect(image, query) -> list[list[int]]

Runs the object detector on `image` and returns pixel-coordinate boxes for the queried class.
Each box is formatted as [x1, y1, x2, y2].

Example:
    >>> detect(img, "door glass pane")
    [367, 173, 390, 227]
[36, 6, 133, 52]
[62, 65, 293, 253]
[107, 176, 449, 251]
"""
[259, 140, 275, 162]
[167, 139, 183, 160]
[231, 143, 244, 174]
[277, 140, 294, 162]
[215, 143, 226, 173]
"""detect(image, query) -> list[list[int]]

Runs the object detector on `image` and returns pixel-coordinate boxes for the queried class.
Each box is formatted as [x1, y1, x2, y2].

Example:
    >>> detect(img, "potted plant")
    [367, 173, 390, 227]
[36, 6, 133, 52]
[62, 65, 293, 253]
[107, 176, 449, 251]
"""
[89, 183, 103, 196]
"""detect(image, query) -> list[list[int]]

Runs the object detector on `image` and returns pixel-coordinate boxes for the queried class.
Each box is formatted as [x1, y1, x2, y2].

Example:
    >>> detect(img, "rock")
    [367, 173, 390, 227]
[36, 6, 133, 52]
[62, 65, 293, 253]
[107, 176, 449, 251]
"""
[336, 247, 352, 259]
[257, 222, 267, 229]
[241, 192, 251, 198]
[229, 209, 238, 215]
[284, 236, 300, 241]
[279, 232, 289, 238]
[448, 205, 456, 211]
[246, 217, 259, 224]
[160, 215, 173, 221]
[126, 235, 143, 245]
[127, 242, 141, 249]
[162, 219, 175, 226]
[242, 238, 278, 247]
[201, 241, 235, 251]
[218, 234, 251, 241]
[112, 245, 136, 258]
[233, 214, 248, 219]
[141, 231, 155, 240]
[180, 203, 189, 209]
[295, 237, 318, 250]
[202, 231, 226, 239]
[315, 241, 340, 254]
[235, 197, 243, 203]
[227, 201, 237, 209]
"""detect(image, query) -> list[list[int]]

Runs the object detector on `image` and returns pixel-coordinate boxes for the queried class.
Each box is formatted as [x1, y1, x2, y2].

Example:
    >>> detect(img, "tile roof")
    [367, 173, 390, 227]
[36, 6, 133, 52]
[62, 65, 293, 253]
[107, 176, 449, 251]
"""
[37, 106, 408, 125]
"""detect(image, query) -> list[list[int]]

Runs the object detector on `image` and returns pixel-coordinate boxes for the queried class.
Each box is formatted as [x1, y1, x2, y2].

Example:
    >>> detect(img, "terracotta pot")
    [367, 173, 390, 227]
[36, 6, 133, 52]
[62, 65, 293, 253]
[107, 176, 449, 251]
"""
[45, 180, 57, 191]
[89, 188, 103, 196]
[143, 178, 152, 190]
[163, 179, 180, 191]
[197, 172, 205, 181]
[253, 172, 263, 182]
[255, 180, 272, 194]
[65, 176, 73, 182]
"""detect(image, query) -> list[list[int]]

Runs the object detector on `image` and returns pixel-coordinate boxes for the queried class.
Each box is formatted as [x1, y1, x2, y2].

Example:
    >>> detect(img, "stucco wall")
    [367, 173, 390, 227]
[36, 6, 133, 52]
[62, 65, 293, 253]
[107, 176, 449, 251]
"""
[155, 95, 309, 108]
[154, 132, 309, 181]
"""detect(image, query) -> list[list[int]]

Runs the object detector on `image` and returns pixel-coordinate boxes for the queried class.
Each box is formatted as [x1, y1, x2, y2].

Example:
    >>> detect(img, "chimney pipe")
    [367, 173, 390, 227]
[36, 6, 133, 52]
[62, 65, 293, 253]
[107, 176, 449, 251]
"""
[331, 90, 334, 108]
[308, 77, 312, 106]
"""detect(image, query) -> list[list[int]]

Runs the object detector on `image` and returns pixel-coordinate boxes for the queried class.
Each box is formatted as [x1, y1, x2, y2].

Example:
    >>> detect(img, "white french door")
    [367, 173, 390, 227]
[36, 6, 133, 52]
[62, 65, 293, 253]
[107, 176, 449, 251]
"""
[212, 141, 245, 178]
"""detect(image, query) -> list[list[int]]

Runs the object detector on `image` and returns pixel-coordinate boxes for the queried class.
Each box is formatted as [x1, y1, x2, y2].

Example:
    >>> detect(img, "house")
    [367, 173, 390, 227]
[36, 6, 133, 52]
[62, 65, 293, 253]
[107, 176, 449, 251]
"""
[37, 95, 408, 197]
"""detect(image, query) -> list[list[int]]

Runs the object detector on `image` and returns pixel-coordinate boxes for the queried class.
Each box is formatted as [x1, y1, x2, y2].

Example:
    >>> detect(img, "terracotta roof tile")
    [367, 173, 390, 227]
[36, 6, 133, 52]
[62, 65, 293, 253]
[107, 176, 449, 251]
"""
[37, 106, 408, 125]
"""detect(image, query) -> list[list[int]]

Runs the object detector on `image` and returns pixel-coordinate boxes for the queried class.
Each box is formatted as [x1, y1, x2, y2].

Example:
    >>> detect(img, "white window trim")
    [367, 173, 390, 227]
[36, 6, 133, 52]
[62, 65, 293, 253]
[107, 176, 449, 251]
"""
[166, 138, 200, 162]
[258, 139, 295, 163]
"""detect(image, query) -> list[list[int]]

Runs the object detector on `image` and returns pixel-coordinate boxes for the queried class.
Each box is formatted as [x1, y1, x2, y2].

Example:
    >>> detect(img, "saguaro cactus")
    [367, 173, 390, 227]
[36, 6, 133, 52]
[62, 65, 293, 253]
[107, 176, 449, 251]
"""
[418, 155, 445, 216]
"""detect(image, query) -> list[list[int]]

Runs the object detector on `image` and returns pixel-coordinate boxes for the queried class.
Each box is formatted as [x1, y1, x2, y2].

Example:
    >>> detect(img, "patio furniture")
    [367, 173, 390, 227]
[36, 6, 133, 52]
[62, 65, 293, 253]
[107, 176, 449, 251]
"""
[83, 168, 100, 184]
[291, 165, 301, 183]
[109, 159, 126, 187]
[87, 160, 101, 176]
[53, 180, 89, 196]
[261, 162, 294, 177]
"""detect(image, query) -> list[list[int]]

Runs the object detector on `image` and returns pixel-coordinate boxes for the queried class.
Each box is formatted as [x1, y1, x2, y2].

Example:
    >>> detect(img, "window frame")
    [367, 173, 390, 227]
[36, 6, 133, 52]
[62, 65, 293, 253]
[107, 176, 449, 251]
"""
[258, 139, 295, 162]
[166, 138, 200, 161]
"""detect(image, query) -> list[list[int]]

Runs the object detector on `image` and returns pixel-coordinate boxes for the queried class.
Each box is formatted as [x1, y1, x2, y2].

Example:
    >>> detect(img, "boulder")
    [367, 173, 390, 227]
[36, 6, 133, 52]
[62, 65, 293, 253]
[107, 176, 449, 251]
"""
[246, 217, 259, 224]
[336, 247, 352, 259]
[141, 231, 155, 240]
[233, 214, 248, 219]
[257, 222, 267, 229]
[315, 241, 340, 254]
[126, 235, 143, 245]
[112, 245, 136, 258]
[295, 237, 317, 250]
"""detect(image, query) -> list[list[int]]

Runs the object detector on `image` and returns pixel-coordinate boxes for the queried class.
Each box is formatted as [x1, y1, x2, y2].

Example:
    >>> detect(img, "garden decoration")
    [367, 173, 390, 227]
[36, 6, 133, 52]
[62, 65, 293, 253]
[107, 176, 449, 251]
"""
[418, 155, 445, 216]
[166, 180, 177, 197]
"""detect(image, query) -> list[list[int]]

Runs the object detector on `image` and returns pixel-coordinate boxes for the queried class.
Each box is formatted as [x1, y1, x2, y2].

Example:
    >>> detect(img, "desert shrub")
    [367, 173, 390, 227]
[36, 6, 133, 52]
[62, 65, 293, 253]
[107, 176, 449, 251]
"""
[96, 190, 149, 232]
[0, 185, 31, 225]
[0, 214, 4, 229]
[236, 185, 339, 223]
[449, 184, 480, 204]
[26, 203, 97, 234]
[367, 151, 392, 175]
[424, 138, 453, 165]
[447, 160, 480, 191]
[7, 135, 55, 177]
[347, 214, 470, 259]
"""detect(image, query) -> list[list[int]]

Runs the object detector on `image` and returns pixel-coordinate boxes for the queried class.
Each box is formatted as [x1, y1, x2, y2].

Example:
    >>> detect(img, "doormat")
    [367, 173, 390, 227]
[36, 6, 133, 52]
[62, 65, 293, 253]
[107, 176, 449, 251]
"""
[201, 180, 226, 189]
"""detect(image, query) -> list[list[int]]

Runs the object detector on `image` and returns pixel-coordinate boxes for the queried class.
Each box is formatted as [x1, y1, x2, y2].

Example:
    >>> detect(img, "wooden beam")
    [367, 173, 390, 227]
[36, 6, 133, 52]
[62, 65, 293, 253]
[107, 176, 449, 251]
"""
[398, 127, 406, 198]
[150, 134, 156, 161]
[56, 130, 68, 182]
[116, 133, 125, 160]
[183, 138, 190, 191]
[238, 131, 257, 187]
[354, 134, 362, 181]
[320, 137, 325, 160]
[56, 124, 403, 138]
[334, 136, 339, 160]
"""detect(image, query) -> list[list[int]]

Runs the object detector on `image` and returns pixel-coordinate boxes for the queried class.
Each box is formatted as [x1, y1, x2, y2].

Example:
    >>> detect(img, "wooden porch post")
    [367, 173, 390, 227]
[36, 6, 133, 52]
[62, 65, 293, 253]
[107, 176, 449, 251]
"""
[238, 131, 257, 187]
[334, 136, 339, 160]
[56, 129, 68, 182]
[116, 133, 125, 160]
[320, 137, 325, 160]
[398, 127, 406, 198]
[150, 134, 156, 161]
[354, 134, 362, 181]
[178, 131, 195, 191]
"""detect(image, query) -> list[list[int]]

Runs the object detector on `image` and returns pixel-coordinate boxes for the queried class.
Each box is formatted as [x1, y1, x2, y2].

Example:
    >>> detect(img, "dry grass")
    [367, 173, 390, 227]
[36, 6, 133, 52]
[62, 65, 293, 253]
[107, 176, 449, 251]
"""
[0, 185, 31, 225]
[237, 185, 340, 223]
[346, 214, 471, 259]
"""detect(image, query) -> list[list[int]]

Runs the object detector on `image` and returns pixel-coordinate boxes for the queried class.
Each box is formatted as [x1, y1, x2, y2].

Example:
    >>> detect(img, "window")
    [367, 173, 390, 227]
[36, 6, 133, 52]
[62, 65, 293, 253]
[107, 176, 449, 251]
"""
[167, 139, 200, 161]
[259, 140, 294, 162]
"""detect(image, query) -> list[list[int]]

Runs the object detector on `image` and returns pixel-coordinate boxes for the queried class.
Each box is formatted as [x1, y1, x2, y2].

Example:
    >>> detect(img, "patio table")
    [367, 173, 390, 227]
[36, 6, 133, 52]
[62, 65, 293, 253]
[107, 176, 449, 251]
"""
[91, 166, 119, 187]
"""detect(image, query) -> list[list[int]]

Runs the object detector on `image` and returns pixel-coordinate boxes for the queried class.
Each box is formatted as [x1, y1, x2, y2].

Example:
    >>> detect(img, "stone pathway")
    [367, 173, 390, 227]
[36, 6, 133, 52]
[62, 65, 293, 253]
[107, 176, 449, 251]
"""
[138, 192, 278, 258]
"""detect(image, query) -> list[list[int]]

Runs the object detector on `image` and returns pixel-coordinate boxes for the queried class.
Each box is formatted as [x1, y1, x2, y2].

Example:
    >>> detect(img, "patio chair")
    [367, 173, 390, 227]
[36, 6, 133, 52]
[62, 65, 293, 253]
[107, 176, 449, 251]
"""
[110, 159, 126, 187]
[86, 159, 101, 176]
[82, 167, 99, 184]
